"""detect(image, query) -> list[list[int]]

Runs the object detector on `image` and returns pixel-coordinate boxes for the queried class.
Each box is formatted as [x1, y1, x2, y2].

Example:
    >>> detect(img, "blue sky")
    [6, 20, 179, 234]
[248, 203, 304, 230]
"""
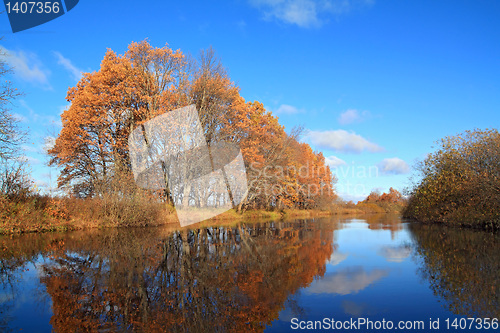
[1, 0, 499, 201]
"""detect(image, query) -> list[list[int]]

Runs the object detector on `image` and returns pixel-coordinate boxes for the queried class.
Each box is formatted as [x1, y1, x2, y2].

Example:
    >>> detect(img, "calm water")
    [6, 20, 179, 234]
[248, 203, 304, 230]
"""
[0, 215, 498, 332]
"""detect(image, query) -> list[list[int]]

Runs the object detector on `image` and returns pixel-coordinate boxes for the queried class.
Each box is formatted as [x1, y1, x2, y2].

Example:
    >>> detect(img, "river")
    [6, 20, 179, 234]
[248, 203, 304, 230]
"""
[0, 215, 498, 332]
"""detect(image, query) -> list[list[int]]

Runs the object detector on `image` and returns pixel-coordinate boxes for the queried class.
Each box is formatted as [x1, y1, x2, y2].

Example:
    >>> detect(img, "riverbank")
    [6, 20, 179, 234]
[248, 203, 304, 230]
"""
[0, 195, 404, 235]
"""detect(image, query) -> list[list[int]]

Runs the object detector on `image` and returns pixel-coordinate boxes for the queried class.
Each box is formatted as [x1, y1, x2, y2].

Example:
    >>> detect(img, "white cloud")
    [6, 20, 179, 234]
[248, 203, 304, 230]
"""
[41, 172, 52, 179]
[249, 0, 374, 28]
[16, 155, 41, 165]
[338, 109, 370, 125]
[274, 104, 301, 114]
[53, 51, 83, 81]
[251, 0, 320, 27]
[26, 155, 41, 164]
[21, 144, 37, 153]
[328, 252, 348, 265]
[1, 46, 50, 87]
[306, 129, 383, 153]
[12, 113, 28, 123]
[35, 179, 49, 187]
[306, 267, 388, 295]
[42, 136, 56, 153]
[19, 100, 34, 114]
[377, 157, 410, 175]
[378, 245, 412, 263]
[342, 300, 369, 317]
[325, 155, 347, 168]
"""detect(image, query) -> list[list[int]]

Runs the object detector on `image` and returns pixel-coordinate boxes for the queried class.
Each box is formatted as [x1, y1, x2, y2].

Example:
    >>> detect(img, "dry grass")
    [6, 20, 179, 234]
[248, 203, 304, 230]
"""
[0, 195, 72, 233]
[1, 194, 407, 235]
[0, 194, 177, 234]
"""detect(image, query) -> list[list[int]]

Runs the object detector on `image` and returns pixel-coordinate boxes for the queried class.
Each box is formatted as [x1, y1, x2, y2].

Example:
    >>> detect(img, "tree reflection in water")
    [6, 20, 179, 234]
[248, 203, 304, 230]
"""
[6, 220, 334, 332]
[409, 223, 499, 318]
[1, 218, 498, 332]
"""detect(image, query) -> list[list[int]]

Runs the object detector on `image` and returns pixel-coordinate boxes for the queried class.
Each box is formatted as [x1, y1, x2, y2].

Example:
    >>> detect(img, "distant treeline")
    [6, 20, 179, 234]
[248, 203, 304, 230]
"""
[338, 187, 406, 215]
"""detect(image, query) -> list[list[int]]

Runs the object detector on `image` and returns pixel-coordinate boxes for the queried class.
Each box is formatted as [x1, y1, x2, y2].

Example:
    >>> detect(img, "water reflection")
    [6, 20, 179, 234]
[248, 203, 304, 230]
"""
[0, 217, 498, 332]
[1, 220, 334, 332]
[378, 245, 412, 263]
[358, 213, 403, 238]
[409, 223, 499, 318]
[341, 300, 376, 317]
[327, 251, 348, 266]
[306, 267, 389, 295]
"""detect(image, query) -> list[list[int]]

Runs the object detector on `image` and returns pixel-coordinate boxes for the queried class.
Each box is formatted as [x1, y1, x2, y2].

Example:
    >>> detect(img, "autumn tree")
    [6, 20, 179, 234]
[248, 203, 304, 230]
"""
[364, 188, 404, 204]
[404, 128, 500, 229]
[225, 102, 336, 211]
[48, 41, 187, 198]
[358, 188, 405, 214]
[0, 45, 32, 199]
[225, 101, 299, 209]
[0, 47, 23, 160]
[379, 187, 403, 203]
[364, 190, 381, 203]
[49, 40, 337, 211]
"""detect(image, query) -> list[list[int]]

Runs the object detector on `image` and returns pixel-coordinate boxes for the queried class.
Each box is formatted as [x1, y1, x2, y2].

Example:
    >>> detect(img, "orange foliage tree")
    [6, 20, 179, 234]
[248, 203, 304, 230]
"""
[49, 40, 336, 210]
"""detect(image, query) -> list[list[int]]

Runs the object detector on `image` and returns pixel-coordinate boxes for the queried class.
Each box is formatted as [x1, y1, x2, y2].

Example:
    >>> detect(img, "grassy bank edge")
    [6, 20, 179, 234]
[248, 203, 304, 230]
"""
[0, 197, 402, 235]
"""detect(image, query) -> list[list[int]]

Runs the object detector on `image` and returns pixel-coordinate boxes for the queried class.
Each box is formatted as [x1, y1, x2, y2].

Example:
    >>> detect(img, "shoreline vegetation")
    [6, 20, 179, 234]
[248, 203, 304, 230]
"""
[0, 189, 406, 235]
[403, 129, 500, 232]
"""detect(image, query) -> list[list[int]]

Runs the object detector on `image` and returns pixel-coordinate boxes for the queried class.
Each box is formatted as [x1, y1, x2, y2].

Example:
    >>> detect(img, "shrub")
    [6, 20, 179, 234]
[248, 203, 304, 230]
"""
[0, 159, 33, 200]
[404, 129, 500, 230]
